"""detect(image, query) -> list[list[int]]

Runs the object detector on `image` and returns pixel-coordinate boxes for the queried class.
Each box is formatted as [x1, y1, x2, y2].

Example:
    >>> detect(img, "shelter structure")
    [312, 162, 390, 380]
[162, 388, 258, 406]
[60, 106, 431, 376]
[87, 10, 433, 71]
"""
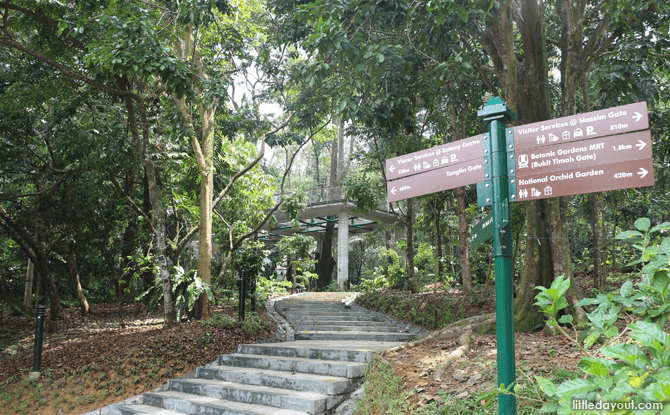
[259, 186, 402, 289]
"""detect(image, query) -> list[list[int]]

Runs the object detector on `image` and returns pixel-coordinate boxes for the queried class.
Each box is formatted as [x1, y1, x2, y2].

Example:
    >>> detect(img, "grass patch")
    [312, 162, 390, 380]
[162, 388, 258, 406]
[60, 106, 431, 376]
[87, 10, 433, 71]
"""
[357, 290, 466, 330]
[355, 354, 580, 414]
[354, 356, 416, 414]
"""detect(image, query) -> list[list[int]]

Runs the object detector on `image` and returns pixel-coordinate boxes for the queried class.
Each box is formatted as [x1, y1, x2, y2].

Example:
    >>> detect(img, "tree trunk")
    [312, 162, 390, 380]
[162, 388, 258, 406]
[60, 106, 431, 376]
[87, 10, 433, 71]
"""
[448, 99, 471, 296]
[337, 117, 346, 184]
[329, 117, 342, 200]
[66, 243, 89, 316]
[287, 261, 295, 294]
[36, 251, 61, 320]
[118, 77, 177, 328]
[116, 167, 138, 297]
[193, 104, 215, 321]
[481, 0, 591, 330]
[117, 225, 137, 296]
[313, 141, 321, 186]
[23, 258, 34, 308]
[0, 207, 62, 319]
[582, 77, 604, 288]
[406, 198, 415, 288]
[455, 186, 472, 297]
[316, 117, 344, 289]
[433, 199, 444, 281]
[590, 194, 604, 287]
[316, 220, 336, 290]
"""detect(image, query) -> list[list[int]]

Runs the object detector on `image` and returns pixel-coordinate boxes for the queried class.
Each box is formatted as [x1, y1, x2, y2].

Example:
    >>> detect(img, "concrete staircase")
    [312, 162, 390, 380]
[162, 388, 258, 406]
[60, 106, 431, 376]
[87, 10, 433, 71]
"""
[109, 292, 425, 415]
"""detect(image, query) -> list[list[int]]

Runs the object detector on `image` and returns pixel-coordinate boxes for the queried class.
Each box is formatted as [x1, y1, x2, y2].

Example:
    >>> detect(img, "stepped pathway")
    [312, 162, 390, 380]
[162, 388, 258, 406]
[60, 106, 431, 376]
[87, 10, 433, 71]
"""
[109, 292, 426, 415]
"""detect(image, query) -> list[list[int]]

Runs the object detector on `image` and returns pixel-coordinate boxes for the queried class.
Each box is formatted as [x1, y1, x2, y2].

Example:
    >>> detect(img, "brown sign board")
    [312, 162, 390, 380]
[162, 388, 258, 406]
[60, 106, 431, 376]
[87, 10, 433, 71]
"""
[515, 158, 654, 201]
[387, 159, 485, 202]
[515, 130, 652, 178]
[513, 102, 649, 151]
[385, 135, 484, 180]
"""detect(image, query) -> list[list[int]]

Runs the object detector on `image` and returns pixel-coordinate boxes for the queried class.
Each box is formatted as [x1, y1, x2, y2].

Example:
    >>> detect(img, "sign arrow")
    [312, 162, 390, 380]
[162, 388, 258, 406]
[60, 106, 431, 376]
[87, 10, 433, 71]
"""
[513, 102, 648, 151]
[636, 140, 646, 150]
[389, 165, 396, 172]
[391, 187, 397, 195]
[638, 168, 648, 178]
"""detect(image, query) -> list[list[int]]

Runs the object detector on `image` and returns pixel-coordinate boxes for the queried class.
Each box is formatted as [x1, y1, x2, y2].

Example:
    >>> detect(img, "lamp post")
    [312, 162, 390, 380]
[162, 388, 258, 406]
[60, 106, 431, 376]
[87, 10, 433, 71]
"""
[29, 304, 46, 380]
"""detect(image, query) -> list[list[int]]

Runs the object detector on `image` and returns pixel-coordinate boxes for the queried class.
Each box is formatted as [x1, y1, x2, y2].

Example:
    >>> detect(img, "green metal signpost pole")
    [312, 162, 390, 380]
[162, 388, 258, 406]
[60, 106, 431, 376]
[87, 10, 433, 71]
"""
[478, 98, 517, 414]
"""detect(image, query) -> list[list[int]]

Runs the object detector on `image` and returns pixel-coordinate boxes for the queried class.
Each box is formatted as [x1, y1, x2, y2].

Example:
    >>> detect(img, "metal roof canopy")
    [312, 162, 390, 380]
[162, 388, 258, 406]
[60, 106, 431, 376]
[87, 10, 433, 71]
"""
[258, 199, 402, 244]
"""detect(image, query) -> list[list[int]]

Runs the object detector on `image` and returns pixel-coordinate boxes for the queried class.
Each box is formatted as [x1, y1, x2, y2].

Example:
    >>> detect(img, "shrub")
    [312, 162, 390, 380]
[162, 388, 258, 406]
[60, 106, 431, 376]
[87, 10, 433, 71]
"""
[241, 313, 273, 336]
[200, 314, 236, 330]
[530, 218, 670, 414]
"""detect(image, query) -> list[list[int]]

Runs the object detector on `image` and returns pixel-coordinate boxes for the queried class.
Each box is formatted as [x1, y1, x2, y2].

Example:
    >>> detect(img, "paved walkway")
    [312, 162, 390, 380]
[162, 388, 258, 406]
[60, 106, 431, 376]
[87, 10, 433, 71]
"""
[102, 292, 426, 415]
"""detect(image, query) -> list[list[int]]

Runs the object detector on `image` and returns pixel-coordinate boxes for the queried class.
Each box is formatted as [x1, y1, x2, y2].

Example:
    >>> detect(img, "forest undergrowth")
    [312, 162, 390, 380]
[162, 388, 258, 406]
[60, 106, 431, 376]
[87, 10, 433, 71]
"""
[0, 301, 275, 415]
[353, 271, 646, 414]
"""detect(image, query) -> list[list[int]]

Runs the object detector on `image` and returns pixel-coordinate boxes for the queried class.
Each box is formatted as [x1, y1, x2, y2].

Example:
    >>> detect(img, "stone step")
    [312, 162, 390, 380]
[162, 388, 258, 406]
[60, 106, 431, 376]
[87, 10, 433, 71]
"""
[237, 342, 374, 363]
[292, 319, 394, 329]
[292, 318, 390, 324]
[295, 325, 401, 333]
[294, 331, 417, 342]
[166, 378, 343, 414]
[142, 391, 311, 415]
[110, 403, 185, 415]
[195, 365, 358, 395]
[278, 301, 346, 305]
[289, 315, 385, 322]
[277, 308, 350, 314]
[281, 311, 373, 318]
[217, 354, 366, 379]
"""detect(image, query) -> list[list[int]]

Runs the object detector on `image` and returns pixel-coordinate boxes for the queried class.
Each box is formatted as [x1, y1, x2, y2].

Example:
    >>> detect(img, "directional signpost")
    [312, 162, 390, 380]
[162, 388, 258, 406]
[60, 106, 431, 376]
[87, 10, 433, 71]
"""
[511, 101, 649, 151]
[515, 130, 652, 177]
[516, 159, 654, 201]
[513, 129, 655, 201]
[385, 98, 655, 415]
[470, 212, 493, 248]
[385, 135, 484, 180]
[387, 159, 485, 202]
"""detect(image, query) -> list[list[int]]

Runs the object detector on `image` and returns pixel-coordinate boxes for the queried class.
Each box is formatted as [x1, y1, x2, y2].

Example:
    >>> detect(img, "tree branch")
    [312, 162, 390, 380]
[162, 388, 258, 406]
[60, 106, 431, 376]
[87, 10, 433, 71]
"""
[172, 114, 297, 260]
[0, 1, 87, 50]
[575, 0, 609, 30]
[0, 37, 136, 99]
[0, 170, 77, 203]
[109, 175, 155, 231]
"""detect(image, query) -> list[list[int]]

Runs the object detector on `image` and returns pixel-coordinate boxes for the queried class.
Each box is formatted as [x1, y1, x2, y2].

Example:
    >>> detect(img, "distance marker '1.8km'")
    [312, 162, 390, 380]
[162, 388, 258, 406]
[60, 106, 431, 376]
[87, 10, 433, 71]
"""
[515, 158, 654, 201]
[515, 130, 652, 177]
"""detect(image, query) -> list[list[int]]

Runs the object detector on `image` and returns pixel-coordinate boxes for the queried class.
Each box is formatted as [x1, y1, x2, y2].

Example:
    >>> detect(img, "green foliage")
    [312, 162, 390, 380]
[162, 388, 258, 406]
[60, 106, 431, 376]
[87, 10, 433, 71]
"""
[340, 169, 384, 214]
[200, 313, 236, 329]
[414, 242, 437, 277]
[277, 233, 315, 278]
[240, 313, 273, 336]
[229, 243, 264, 295]
[531, 218, 670, 414]
[355, 275, 390, 294]
[357, 290, 465, 330]
[256, 278, 292, 300]
[172, 266, 213, 322]
[322, 281, 340, 292]
[282, 192, 307, 230]
[368, 249, 408, 289]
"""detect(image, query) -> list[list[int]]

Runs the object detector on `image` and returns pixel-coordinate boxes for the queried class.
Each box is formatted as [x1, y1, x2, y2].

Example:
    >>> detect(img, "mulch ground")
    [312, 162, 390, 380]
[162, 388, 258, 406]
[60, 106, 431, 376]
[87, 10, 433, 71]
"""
[0, 301, 275, 414]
